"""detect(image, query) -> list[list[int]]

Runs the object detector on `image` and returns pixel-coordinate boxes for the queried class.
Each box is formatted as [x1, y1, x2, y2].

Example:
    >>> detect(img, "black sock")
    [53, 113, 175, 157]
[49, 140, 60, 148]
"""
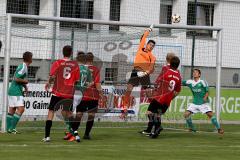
[68, 116, 76, 132]
[76, 121, 80, 130]
[45, 120, 52, 138]
[85, 120, 94, 136]
[72, 121, 81, 132]
[146, 115, 154, 132]
[154, 116, 161, 133]
[69, 115, 82, 132]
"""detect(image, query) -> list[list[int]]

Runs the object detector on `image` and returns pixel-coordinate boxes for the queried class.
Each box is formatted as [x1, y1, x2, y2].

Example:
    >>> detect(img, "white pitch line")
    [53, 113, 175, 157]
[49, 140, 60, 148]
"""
[1, 144, 240, 149]
[0, 144, 28, 147]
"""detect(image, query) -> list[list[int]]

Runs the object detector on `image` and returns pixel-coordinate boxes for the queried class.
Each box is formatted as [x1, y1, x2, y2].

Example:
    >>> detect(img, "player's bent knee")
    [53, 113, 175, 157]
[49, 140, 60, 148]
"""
[206, 111, 213, 118]
[8, 107, 16, 114]
[88, 113, 95, 118]
[76, 112, 83, 117]
[184, 112, 190, 119]
[146, 111, 153, 115]
[17, 106, 25, 114]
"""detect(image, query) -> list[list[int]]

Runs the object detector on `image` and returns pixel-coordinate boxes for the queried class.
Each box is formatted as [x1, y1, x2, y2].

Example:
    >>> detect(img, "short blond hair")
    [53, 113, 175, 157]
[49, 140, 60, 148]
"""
[166, 52, 175, 63]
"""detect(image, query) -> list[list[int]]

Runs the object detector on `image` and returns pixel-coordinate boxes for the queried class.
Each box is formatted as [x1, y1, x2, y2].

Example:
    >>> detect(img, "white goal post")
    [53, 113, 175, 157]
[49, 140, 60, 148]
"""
[1, 14, 222, 132]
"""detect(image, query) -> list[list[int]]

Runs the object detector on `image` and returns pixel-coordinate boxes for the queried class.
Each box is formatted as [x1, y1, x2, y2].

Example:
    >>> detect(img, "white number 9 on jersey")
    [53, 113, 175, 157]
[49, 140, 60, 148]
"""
[168, 80, 176, 91]
[63, 67, 71, 79]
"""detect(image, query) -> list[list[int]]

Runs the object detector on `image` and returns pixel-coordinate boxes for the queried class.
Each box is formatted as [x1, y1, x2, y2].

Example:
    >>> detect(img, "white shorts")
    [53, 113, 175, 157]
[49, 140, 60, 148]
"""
[187, 103, 212, 114]
[8, 96, 24, 107]
[72, 90, 83, 112]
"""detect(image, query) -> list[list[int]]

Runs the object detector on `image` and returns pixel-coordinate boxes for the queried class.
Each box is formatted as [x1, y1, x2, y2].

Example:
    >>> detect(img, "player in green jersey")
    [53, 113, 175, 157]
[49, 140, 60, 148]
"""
[183, 69, 224, 135]
[7, 51, 33, 134]
[66, 51, 93, 142]
[72, 51, 92, 112]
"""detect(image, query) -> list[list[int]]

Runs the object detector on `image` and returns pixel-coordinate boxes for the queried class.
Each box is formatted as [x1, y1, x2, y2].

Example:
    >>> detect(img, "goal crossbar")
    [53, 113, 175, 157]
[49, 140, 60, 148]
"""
[9, 13, 222, 31]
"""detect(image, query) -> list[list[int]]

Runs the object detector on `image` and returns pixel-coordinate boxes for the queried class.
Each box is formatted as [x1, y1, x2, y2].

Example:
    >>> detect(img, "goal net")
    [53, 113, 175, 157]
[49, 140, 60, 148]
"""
[0, 14, 222, 132]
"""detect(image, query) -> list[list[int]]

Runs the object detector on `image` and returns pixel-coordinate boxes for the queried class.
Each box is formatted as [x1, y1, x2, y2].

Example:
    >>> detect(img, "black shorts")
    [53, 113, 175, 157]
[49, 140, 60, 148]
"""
[128, 69, 150, 89]
[49, 95, 73, 111]
[147, 99, 168, 115]
[76, 100, 98, 113]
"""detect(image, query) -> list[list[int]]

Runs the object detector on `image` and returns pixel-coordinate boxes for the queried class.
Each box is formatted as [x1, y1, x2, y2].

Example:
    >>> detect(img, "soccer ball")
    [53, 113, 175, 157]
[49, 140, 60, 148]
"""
[172, 14, 181, 23]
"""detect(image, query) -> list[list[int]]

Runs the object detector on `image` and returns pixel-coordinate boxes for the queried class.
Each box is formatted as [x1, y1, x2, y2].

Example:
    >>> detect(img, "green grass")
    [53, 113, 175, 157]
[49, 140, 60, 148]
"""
[0, 123, 240, 160]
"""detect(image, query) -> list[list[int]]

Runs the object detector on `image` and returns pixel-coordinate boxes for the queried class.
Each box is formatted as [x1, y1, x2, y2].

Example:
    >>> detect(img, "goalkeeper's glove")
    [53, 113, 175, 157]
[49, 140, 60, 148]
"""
[137, 71, 148, 77]
[146, 24, 154, 32]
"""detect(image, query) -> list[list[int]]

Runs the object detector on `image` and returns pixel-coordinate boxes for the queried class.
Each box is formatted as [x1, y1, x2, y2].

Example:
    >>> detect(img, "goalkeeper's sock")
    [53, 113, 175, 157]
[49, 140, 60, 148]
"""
[186, 117, 196, 131]
[12, 113, 22, 130]
[45, 120, 52, 138]
[7, 113, 13, 131]
[211, 116, 220, 129]
[146, 115, 154, 133]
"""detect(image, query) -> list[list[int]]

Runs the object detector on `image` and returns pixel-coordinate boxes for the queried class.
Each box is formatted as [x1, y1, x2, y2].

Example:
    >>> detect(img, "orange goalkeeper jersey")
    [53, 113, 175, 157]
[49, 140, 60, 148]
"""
[133, 30, 156, 73]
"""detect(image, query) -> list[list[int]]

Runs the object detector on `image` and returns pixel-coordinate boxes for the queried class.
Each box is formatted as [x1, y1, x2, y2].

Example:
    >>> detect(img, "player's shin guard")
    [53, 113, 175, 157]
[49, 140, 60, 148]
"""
[12, 113, 21, 130]
[45, 120, 52, 138]
[6, 113, 13, 131]
[186, 117, 196, 131]
[211, 116, 220, 129]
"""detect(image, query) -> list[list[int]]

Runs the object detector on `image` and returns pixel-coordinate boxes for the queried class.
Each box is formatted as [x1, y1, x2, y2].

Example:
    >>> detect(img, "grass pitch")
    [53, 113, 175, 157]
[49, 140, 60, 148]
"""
[0, 123, 240, 160]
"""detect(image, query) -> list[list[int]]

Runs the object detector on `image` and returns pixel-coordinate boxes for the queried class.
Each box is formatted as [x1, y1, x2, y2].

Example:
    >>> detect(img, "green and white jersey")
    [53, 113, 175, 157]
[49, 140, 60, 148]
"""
[182, 79, 209, 105]
[8, 63, 28, 96]
[75, 64, 92, 93]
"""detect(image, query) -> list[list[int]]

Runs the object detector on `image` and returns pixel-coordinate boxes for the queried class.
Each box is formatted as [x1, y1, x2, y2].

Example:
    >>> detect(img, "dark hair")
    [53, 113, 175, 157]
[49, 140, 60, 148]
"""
[23, 51, 33, 62]
[76, 51, 85, 63]
[63, 45, 72, 57]
[170, 56, 180, 70]
[147, 40, 155, 45]
[193, 68, 201, 75]
[86, 52, 94, 62]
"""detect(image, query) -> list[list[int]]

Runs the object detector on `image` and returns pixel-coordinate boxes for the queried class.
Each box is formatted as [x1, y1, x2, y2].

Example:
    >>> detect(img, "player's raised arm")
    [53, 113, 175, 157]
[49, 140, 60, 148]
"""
[137, 25, 153, 52]
[137, 29, 151, 52]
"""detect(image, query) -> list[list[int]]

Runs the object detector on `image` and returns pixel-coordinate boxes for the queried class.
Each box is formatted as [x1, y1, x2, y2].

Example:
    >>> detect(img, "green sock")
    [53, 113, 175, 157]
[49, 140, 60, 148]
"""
[186, 117, 196, 131]
[211, 116, 220, 129]
[64, 119, 72, 133]
[12, 113, 21, 130]
[7, 114, 13, 131]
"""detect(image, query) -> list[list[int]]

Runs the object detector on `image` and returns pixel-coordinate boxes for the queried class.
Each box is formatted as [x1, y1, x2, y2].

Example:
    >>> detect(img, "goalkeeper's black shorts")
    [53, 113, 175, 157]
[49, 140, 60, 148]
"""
[147, 99, 168, 115]
[128, 69, 150, 89]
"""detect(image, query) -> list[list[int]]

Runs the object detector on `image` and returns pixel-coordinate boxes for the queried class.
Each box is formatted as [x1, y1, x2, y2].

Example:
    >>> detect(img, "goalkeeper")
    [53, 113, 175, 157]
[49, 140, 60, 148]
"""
[122, 26, 156, 117]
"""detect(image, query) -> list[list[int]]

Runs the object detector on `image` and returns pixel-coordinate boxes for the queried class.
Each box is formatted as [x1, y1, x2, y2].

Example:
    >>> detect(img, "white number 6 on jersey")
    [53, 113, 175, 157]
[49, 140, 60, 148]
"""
[63, 67, 71, 79]
[168, 80, 176, 91]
